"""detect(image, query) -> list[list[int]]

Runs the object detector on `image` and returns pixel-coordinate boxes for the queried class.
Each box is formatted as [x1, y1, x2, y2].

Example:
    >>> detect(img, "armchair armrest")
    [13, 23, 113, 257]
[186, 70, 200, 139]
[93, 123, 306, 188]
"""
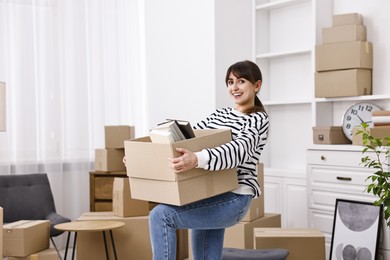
[46, 212, 71, 237]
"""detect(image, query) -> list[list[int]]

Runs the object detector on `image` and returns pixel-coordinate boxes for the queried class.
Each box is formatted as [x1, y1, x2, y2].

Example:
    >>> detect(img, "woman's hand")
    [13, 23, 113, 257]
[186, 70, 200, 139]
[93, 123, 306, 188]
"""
[168, 148, 198, 173]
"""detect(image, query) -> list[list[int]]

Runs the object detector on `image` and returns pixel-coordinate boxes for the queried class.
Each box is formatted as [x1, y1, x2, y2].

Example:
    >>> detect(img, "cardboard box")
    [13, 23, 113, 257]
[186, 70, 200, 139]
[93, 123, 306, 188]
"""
[129, 170, 238, 206]
[76, 212, 151, 260]
[8, 248, 58, 260]
[3, 220, 50, 257]
[372, 110, 390, 126]
[105, 125, 135, 149]
[76, 212, 188, 260]
[112, 177, 149, 217]
[241, 163, 264, 222]
[315, 69, 372, 98]
[322, 24, 366, 44]
[0, 82, 5, 131]
[254, 228, 326, 260]
[333, 13, 363, 26]
[125, 129, 234, 181]
[312, 126, 351, 144]
[315, 41, 372, 72]
[1, 207, 3, 258]
[125, 129, 238, 206]
[95, 148, 126, 171]
[224, 213, 281, 249]
[352, 126, 390, 146]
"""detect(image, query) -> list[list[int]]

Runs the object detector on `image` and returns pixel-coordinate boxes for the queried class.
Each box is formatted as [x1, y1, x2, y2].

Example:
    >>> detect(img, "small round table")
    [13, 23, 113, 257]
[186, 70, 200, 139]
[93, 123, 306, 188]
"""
[54, 220, 125, 260]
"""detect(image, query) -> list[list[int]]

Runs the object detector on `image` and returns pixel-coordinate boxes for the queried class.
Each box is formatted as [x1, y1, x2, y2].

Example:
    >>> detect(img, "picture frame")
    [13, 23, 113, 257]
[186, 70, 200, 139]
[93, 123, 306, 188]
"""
[330, 199, 383, 260]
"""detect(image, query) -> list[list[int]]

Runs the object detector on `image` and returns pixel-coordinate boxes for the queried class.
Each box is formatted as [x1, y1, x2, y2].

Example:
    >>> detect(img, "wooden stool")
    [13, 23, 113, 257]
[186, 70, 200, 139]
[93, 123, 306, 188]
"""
[55, 220, 125, 260]
[222, 247, 289, 260]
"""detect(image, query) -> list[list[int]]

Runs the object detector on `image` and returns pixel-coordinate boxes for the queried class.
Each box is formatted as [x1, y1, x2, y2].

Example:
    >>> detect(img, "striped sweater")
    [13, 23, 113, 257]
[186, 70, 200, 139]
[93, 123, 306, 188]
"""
[194, 107, 269, 198]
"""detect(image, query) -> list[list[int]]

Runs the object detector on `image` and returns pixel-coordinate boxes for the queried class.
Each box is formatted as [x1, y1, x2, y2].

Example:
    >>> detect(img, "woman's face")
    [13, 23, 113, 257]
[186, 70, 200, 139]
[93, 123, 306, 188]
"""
[227, 72, 261, 112]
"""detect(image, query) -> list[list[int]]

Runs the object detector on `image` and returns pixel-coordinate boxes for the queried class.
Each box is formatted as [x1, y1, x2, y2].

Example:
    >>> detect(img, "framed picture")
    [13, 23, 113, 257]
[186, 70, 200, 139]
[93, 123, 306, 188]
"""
[330, 199, 383, 260]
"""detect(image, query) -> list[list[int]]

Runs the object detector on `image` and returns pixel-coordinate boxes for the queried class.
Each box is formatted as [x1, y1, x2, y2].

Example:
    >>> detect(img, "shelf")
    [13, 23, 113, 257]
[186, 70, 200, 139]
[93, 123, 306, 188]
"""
[256, 0, 310, 11]
[315, 94, 390, 103]
[307, 144, 364, 152]
[256, 49, 311, 59]
[263, 99, 312, 106]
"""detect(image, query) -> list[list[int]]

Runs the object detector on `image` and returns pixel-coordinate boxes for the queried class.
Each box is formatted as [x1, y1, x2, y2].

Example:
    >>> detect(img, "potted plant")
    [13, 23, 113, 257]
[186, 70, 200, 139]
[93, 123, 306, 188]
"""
[356, 122, 390, 226]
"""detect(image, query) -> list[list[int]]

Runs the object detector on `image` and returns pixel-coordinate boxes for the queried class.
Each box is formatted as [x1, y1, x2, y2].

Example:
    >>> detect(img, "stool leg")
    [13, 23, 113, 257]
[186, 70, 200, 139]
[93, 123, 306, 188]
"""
[64, 232, 71, 260]
[109, 229, 119, 260]
[102, 231, 110, 260]
[71, 232, 77, 260]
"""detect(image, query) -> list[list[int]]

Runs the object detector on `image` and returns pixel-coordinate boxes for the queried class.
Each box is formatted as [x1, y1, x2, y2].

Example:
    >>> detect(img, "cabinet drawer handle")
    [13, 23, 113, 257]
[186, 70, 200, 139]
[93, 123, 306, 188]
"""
[336, 176, 352, 181]
[320, 155, 325, 161]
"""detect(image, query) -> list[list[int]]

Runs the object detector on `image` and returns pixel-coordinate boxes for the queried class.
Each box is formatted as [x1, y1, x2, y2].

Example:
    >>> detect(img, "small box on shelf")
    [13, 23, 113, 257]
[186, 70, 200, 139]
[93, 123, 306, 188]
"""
[312, 126, 351, 144]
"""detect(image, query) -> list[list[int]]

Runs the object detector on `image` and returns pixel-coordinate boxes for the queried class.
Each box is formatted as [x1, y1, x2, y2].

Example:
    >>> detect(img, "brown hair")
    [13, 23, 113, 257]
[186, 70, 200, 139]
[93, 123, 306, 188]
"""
[225, 60, 266, 114]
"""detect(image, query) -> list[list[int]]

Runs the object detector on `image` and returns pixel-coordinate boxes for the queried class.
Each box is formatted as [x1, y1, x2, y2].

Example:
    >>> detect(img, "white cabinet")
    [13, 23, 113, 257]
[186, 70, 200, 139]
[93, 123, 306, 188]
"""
[264, 169, 308, 228]
[307, 147, 390, 260]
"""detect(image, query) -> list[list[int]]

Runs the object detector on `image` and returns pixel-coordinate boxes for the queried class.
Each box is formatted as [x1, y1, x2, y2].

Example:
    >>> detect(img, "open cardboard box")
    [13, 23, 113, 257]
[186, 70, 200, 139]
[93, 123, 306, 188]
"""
[125, 129, 235, 181]
[124, 129, 238, 206]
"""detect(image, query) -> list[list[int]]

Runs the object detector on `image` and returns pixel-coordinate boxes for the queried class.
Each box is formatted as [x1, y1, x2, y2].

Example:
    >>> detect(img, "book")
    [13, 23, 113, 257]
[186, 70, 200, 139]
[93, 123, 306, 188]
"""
[166, 119, 196, 139]
[149, 129, 176, 143]
[149, 120, 186, 143]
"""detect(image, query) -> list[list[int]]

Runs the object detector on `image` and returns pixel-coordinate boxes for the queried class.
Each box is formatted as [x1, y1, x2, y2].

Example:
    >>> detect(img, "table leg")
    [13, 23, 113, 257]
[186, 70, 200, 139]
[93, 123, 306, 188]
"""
[109, 229, 119, 260]
[72, 232, 77, 260]
[64, 232, 71, 260]
[102, 231, 110, 260]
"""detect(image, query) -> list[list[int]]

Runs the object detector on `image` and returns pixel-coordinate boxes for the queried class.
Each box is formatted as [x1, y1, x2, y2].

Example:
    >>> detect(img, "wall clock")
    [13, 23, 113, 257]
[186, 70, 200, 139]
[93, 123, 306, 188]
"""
[342, 102, 382, 141]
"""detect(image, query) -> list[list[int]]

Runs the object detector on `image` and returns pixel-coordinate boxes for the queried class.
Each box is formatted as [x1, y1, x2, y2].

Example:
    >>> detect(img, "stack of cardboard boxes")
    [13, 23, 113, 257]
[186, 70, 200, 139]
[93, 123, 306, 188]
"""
[95, 125, 135, 172]
[77, 178, 188, 260]
[2, 220, 58, 260]
[315, 13, 372, 98]
[313, 13, 372, 145]
[91, 125, 135, 211]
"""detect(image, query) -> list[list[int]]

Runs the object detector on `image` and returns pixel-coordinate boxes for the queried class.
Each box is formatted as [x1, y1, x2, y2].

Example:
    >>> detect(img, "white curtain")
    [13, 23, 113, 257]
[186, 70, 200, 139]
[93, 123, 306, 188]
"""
[0, 0, 145, 226]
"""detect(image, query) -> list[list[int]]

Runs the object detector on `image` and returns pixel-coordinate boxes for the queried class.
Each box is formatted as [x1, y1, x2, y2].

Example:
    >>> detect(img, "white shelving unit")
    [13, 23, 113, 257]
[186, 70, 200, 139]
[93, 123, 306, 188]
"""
[253, 0, 333, 228]
[253, 0, 390, 256]
[254, 0, 331, 174]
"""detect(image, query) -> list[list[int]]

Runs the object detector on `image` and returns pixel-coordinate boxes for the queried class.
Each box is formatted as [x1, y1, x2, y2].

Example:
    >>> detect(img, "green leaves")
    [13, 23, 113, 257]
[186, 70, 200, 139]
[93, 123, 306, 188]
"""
[357, 123, 390, 226]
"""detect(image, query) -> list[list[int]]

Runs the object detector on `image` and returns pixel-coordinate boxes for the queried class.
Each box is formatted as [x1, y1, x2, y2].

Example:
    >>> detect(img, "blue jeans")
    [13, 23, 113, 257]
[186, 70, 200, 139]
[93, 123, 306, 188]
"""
[149, 192, 252, 260]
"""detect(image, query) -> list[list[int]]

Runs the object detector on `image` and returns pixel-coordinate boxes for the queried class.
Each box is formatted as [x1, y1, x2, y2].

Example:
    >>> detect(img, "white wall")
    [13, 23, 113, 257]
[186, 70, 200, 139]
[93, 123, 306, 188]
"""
[144, 0, 216, 129]
[143, 0, 252, 131]
[333, 0, 390, 96]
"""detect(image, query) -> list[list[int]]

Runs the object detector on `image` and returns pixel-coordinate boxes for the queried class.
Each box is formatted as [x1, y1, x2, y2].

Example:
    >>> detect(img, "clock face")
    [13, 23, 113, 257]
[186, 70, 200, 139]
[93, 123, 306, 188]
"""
[342, 102, 382, 141]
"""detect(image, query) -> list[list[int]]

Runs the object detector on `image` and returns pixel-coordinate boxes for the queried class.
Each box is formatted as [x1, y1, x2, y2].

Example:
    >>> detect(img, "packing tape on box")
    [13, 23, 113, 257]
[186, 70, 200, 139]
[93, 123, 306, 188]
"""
[365, 42, 370, 53]
[5, 220, 34, 232]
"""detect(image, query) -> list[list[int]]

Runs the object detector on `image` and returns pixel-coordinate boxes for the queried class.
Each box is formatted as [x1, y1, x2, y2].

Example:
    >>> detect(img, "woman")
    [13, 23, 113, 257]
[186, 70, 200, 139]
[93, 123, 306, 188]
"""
[149, 60, 269, 260]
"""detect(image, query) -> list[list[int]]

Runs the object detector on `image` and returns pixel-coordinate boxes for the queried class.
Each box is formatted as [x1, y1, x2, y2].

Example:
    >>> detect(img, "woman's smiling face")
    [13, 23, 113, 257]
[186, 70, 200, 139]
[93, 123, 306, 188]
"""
[226, 72, 261, 113]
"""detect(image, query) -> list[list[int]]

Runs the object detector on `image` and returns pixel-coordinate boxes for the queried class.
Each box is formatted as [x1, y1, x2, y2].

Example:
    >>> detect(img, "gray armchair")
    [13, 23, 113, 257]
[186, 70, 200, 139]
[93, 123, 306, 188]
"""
[0, 173, 71, 256]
